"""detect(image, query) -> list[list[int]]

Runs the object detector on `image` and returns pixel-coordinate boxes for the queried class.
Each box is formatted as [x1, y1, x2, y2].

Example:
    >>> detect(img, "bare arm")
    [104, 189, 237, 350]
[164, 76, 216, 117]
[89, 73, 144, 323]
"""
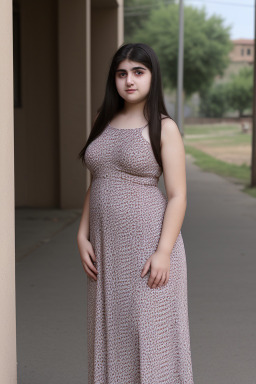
[156, 118, 187, 255]
[141, 118, 187, 289]
[77, 172, 98, 281]
[77, 172, 92, 241]
[77, 111, 98, 241]
[77, 110, 99, 280]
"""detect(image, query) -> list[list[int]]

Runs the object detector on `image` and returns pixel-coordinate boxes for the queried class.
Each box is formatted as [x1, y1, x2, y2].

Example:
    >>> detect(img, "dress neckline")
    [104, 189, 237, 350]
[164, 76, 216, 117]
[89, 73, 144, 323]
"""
[107, 122, 148, 130]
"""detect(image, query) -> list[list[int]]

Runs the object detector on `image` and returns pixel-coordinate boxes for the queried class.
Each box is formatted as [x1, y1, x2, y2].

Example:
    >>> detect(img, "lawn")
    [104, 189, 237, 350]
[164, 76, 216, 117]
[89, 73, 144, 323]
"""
[183, 123, 256, 198]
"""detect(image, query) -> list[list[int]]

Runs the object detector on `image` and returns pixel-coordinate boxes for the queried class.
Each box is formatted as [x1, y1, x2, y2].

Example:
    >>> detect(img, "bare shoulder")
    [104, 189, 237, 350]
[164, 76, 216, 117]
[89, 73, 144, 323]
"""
[160, 117, 182, 147]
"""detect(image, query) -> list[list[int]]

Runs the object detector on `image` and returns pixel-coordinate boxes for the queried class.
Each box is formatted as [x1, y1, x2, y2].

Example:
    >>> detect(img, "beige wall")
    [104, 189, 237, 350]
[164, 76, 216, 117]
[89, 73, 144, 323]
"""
[58, 0, 91, 208]
[14, 0, 59, 207]
[14, 0, 123, 208]
[0, 0, 17, 381]
[0, 0, 123, 381]
[91, 0, 123, 120]
[230, 41, 254, 63]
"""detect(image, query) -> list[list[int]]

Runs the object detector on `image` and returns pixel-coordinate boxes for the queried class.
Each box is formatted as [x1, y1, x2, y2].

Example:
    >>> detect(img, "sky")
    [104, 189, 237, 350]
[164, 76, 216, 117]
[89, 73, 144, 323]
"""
[184, 0, 254, 39]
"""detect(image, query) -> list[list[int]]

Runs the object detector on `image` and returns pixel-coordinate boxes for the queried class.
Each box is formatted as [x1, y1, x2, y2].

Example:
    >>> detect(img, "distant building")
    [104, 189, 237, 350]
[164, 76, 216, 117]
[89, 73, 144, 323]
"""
[229, 39, 254, 64]
[215, 39, 254, 84]
[189, 39, 255, 117]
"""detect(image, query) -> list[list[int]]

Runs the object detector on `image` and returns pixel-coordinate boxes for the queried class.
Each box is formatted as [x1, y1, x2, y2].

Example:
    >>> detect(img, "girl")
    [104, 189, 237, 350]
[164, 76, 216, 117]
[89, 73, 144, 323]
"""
[77, 43, 194, 383]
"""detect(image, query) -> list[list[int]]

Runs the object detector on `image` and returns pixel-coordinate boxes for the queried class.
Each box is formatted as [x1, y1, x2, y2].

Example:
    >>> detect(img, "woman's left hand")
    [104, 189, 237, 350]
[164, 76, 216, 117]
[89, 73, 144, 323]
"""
[141, 250, 171, 289]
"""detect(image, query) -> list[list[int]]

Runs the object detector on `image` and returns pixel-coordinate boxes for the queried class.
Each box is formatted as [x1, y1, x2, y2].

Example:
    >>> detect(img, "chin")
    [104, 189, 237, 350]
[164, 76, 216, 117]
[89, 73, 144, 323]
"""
[124, 95, 146, 103]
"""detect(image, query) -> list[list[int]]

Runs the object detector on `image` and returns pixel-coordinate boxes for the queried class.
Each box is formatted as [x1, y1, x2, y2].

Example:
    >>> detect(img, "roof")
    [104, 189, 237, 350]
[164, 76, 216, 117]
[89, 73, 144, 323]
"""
[232, 39, 254, 45]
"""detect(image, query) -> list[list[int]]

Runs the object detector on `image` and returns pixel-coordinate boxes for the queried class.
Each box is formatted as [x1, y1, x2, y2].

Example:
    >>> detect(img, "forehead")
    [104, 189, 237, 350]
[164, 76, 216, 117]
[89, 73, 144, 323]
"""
[116, 59, 146, 70]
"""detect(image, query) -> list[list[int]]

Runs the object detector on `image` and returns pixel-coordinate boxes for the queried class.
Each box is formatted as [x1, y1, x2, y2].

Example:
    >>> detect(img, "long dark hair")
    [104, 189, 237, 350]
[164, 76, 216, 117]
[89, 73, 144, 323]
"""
[78, 43, 172, 170]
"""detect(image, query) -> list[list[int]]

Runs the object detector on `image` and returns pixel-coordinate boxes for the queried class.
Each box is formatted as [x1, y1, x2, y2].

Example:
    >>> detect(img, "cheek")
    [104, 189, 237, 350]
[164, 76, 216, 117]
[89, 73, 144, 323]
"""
[115, 78, 124, 92]
[141, 76, 151, 92]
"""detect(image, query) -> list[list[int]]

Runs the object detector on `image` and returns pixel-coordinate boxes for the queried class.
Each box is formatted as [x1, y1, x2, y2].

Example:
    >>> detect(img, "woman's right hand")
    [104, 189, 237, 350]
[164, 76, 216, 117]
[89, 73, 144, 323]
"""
[77, 234, 98, 281]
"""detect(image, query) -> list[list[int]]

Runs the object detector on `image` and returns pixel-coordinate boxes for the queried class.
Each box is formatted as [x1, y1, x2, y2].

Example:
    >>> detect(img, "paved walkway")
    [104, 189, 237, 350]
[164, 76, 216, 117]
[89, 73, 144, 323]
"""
[16, 155, 256, 384]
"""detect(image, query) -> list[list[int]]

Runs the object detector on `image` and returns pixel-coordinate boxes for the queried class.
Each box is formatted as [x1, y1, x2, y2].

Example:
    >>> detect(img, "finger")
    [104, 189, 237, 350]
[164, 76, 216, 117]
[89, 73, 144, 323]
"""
[147, 271, 157, 288]
[85, 254, 98, 274]
[151, 271, 163, 288]
[141, 259, 151, 277]
[83, 264, 96, 280]
[158, 272, 167, 288]
[83, 260, 97, 276]
[81, 256, 97, 275]
[83, 262, 97, 280]
[88, 242, 96, 261]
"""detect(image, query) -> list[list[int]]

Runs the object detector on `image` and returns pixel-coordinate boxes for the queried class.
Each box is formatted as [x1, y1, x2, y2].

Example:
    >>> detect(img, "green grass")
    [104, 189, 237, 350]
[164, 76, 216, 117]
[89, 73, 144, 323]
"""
[185, 145, 256, 198]
[184, 124, 239, 135]
[184, 123, 252, 152]
[184, 145, 250, 181]
[243, 186, 256, 198]
[183, 123, 256, 198]
[185, 134, 252, 146]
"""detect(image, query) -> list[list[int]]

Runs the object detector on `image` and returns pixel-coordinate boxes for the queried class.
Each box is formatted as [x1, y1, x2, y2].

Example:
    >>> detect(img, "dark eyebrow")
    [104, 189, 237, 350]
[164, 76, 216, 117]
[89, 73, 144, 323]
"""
[116, 66, 147, 72]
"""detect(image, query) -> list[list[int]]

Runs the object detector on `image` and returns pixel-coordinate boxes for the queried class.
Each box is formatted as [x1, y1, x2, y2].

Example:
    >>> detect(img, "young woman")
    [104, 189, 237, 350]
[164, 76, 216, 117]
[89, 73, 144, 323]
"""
[77, 43, 194, 383]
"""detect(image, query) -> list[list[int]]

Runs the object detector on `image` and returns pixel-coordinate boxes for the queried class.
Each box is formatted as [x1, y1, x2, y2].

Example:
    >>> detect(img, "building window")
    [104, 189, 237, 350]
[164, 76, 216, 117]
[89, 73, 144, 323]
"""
[247, 48, 251, 55]
[13, 2, 22, 108]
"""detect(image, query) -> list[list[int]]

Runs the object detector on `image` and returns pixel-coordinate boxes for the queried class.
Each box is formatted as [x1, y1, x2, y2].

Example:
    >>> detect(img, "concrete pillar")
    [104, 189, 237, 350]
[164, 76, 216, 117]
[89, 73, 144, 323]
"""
[117, 0, 124, 48]
[0, 0, 17, 382]
[14, 0, 59, 208]
[91, 0, 124, 121]
[85, 0, 92, 190]
[58, 0, 91, 208]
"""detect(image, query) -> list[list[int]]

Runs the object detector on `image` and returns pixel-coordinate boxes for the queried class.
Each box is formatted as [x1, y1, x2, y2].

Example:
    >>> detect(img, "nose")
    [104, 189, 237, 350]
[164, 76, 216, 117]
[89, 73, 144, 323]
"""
[126, 72, 134, 86]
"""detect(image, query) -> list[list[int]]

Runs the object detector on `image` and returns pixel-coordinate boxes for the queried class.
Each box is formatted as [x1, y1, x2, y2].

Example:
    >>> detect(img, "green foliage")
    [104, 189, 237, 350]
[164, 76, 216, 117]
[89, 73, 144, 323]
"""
[199, 66, 253, 117]
[128, 4, 232, 95]
[124, 0, 174, 42]
[199, 83, 229, 117]
[226, 66, 253, 117]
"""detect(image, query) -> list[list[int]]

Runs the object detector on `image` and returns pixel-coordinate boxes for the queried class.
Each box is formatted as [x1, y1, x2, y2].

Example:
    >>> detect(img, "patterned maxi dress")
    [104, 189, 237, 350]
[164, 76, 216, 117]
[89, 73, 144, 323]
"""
[84, 122, 194, 384]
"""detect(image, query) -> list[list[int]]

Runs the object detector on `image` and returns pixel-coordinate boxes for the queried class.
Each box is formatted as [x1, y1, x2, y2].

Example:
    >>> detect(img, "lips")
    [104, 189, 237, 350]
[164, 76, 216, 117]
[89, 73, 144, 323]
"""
[126, 89, 137, 92]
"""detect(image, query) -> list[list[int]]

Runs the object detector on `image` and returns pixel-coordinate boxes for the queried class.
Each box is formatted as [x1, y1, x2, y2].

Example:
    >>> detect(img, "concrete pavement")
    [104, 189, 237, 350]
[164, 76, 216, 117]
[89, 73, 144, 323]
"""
[16, 154, 256, 384]
[183, 155, 256, 384]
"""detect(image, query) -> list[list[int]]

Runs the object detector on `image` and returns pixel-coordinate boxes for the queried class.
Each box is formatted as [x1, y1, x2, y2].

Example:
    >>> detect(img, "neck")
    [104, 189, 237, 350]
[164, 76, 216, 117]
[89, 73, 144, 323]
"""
[122, 99, 147, 119]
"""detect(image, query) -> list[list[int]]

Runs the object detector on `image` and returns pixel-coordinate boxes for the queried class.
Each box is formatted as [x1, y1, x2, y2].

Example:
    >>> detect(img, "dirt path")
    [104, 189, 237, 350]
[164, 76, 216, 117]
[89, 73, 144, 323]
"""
[191, 143, 252, 166]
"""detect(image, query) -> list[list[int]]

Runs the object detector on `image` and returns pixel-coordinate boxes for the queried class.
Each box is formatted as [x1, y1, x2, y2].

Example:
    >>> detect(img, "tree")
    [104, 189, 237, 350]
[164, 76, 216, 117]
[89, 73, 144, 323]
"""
[226, 66, 253, 117]
[199, 83, 229, 117]
[131, 4, 232, 96]
[124, 0, 175, 43]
